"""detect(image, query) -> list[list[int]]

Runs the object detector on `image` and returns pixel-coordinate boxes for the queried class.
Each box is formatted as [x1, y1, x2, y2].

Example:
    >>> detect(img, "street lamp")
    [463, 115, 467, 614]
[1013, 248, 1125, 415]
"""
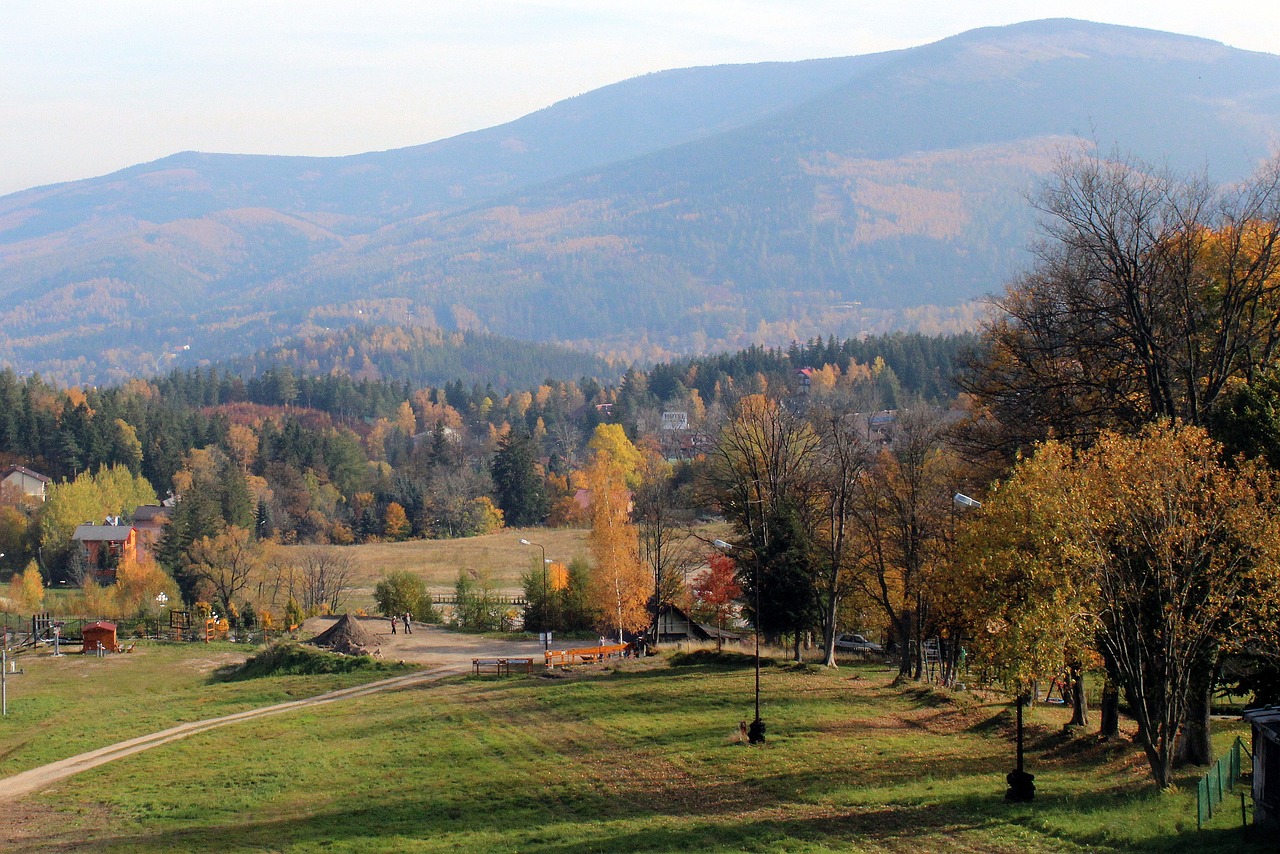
[714, 539, 765, 744]
[954, 492, 1034, 802]
[518, 538, 552, 650]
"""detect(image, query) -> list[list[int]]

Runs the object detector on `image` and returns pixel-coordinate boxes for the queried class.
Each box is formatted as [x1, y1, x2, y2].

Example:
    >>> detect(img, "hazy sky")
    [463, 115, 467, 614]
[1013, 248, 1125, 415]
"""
[3, 1, 1277, 196]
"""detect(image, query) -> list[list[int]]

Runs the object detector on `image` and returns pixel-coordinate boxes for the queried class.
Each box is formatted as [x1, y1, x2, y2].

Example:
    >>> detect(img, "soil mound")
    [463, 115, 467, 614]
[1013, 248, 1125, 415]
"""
[307, 614, 379, 656]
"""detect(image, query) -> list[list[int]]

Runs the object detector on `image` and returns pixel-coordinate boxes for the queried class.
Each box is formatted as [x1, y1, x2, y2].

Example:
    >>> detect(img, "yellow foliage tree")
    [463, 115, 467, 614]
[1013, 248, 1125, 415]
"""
[585, 449, 649, 641]
[114, 550, 181, 616]
[384, 502, 410, 541]
[587, 424, 644, 489]
[7, 562, 44, 612]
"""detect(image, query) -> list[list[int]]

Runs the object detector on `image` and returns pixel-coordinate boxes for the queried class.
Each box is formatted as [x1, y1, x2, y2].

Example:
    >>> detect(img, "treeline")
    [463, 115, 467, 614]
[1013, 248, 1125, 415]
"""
[0, 330, 972, 581]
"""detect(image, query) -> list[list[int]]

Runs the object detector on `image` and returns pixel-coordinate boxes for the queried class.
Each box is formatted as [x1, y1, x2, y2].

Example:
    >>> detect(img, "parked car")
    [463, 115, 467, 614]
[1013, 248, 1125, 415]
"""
[832, 633, 883, 654]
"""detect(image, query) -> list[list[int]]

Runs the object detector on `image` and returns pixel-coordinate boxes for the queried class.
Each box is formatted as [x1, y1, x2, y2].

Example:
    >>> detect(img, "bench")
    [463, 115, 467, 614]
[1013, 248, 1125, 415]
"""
[544, 643, 631, 668]
[471, 657, 535, 676]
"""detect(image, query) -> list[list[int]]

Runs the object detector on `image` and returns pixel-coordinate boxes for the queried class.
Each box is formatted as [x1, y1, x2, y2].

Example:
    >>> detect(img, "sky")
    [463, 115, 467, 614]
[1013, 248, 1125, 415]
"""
[2, 1, 1278, 197]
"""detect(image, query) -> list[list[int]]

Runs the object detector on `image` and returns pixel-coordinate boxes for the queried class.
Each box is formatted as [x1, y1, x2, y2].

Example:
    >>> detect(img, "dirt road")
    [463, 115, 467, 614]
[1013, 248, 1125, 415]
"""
[0, 618, 547, 803]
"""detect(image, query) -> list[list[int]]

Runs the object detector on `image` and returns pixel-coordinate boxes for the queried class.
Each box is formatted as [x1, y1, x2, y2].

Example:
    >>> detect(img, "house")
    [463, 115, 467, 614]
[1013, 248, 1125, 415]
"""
[71, 522, 137, 584]
[654, 604, 741, 644]
[1, 465, 50, 502]
[1243, 705, 1280, 830]
[130, 505, 170, 562]
[795, 367, 813, 395]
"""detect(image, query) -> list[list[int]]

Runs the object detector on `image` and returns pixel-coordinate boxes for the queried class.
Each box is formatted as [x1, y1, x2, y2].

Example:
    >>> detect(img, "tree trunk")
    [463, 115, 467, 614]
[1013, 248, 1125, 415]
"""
[1098, 645, 1120, 739]
[1099, 681, 1119, 739]
[1067, 663, 1089, 728]
[1174, 667, 1214, 767]
[894, 615, 912, 679]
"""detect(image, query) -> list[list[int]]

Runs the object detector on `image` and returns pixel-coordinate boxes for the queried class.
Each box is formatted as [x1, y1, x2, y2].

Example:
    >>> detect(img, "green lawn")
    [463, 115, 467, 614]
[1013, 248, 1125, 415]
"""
[0, 645, 1264, 853]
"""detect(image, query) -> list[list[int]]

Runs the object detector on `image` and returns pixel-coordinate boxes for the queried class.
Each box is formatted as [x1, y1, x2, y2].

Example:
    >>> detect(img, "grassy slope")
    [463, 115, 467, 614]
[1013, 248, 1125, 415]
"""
[0, 649, 1263, 853]
[0, 643, 414, 777]
[285, 526, 594, 597]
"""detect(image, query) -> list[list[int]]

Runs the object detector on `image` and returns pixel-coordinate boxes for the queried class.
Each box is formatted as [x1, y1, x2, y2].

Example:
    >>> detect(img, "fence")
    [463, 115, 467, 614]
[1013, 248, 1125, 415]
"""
[1197, 736, 1250, 830]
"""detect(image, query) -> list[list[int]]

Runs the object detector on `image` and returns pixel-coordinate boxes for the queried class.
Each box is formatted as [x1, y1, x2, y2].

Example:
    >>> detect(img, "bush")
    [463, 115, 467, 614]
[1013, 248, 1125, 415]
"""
[373, 571, 437, 622]
[213, 642, 406, 681]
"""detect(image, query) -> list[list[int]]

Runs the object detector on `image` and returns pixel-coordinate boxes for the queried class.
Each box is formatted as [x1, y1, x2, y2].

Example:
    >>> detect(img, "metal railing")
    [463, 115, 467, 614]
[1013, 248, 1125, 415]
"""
[1197, 736, 1250, 830]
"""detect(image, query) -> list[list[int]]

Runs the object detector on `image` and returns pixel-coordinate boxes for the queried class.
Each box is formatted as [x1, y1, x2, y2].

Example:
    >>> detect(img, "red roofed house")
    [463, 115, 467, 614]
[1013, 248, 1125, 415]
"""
[72, 522, 137, 584]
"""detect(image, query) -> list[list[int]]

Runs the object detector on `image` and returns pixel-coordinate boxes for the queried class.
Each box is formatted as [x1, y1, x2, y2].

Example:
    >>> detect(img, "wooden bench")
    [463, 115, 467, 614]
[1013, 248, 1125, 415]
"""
[544, 643, 631, 668]
[471, 657, 535, 676]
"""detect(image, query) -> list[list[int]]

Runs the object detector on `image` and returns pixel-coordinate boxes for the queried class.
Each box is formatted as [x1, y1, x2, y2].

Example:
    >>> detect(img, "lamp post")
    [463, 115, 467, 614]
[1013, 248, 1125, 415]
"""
[714, 538, 765, 744]
[954, 492, 1035, 803]
[518, 538, 551, 650]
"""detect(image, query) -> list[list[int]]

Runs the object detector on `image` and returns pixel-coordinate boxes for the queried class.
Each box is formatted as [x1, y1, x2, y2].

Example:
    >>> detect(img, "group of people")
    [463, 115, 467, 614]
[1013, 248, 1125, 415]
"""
[389, 612, 412, 635]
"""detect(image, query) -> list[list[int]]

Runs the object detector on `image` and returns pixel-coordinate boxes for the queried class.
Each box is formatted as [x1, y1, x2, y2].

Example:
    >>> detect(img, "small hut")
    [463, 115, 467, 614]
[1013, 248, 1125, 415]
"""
[1243, 705, 1280, 830]
[82, 621, 117, 653]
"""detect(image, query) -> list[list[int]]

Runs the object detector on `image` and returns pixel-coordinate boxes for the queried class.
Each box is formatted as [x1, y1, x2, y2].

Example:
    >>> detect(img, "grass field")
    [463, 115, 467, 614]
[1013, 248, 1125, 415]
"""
[0, 642, 1265, 853]
[286, 526, 589, 594]
[281, 523, 727, 611]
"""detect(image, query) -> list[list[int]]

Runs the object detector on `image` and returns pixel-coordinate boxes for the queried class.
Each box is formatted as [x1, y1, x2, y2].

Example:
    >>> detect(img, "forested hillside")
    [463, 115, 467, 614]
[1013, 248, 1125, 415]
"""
[0, 330, 972, 583]
[1, 20, 1276, 383]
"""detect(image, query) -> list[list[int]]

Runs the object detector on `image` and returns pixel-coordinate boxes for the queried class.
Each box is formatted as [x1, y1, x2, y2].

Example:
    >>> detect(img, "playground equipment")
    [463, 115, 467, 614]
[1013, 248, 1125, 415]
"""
[169, 609, 193, 641]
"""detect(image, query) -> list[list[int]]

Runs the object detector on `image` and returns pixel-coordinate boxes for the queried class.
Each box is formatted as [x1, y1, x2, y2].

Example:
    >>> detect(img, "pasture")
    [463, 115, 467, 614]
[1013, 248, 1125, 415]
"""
[0, 639, 1263, 853]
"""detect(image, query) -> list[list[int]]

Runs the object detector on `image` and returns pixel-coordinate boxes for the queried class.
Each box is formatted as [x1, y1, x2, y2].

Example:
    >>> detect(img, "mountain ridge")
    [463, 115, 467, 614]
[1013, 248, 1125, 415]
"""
[2, 18, 1278, 385]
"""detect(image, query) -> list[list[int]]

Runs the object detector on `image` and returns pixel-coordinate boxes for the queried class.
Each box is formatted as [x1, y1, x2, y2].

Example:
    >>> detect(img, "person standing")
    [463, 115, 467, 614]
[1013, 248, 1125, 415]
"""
[390, 615, 397, 634]
[403, 612, 412, 634]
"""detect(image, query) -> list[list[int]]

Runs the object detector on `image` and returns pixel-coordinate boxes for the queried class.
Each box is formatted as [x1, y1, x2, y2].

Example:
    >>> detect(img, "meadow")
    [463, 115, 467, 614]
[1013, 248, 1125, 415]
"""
[0, 641, 1264, 853]
[287, 526, 592, 603]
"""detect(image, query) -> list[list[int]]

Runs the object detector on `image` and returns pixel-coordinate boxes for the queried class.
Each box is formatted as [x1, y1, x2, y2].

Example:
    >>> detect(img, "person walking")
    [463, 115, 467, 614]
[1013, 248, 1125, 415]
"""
[390, 615, 397, 634]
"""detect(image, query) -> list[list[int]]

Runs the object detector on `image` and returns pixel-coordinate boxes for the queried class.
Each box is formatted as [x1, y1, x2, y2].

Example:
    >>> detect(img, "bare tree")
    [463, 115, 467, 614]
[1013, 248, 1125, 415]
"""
[963, 153, 1280, 457]
[298, 549, 358, 614]
[809, 405, 875, 666]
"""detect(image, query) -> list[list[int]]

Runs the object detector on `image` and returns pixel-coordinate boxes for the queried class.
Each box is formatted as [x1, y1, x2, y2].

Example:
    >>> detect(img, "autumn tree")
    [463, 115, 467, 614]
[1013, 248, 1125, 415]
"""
[181, 525, 263, 615]
[947, 441, 1097, 723]
[850, 406, 960, 679]
[585, 446, 649, 642]
[693, 553, 742, 651]
[809, 405, 875, 666]
[296, 549, 358, 615]
[6, 561, 44, 612]
[962, 153, 1280, 456]
[114, 550, 181, 616]
[634, 446, 698, 640]
[963, 422, 1280, 788]
[383, 502, 410, 541]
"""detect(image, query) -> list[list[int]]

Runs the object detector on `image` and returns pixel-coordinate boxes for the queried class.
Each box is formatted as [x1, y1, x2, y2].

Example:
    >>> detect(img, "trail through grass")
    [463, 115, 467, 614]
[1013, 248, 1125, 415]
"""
[0, 648, 1264, 853]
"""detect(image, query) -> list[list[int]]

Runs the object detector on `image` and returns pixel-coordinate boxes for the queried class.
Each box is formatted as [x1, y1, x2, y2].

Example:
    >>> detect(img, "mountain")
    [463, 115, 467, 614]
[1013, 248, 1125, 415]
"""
[2, 19, 1278, 385]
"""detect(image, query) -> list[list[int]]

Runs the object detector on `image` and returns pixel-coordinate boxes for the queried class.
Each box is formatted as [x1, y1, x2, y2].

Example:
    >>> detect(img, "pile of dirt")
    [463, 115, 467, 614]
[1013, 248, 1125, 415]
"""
[307, 614, 379, 656]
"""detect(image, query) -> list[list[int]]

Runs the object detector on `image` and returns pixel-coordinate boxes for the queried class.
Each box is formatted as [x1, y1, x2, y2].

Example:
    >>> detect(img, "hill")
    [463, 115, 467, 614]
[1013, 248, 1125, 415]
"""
[1, 19, 1278, 384]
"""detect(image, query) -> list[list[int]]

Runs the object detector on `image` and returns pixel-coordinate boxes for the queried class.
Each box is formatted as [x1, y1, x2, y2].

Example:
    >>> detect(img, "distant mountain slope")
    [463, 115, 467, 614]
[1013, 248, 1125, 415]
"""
[219, 323, 623, 392]
[1, 19, 1278, 384]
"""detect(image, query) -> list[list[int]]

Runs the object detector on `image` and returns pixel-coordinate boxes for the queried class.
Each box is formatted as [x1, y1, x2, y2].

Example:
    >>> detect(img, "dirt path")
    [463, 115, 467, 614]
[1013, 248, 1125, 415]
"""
[0, 618, 546, 803]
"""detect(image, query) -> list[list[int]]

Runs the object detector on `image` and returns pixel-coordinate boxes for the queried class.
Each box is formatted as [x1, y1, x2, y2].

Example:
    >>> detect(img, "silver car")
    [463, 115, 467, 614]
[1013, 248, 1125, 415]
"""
[833, 633, 883, 654]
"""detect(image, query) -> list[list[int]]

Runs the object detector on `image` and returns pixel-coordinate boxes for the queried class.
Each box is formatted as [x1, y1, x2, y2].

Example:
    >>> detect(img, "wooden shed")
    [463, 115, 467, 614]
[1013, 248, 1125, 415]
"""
[1243, 705, 1280, 830]
[82, 621, 117, 654]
